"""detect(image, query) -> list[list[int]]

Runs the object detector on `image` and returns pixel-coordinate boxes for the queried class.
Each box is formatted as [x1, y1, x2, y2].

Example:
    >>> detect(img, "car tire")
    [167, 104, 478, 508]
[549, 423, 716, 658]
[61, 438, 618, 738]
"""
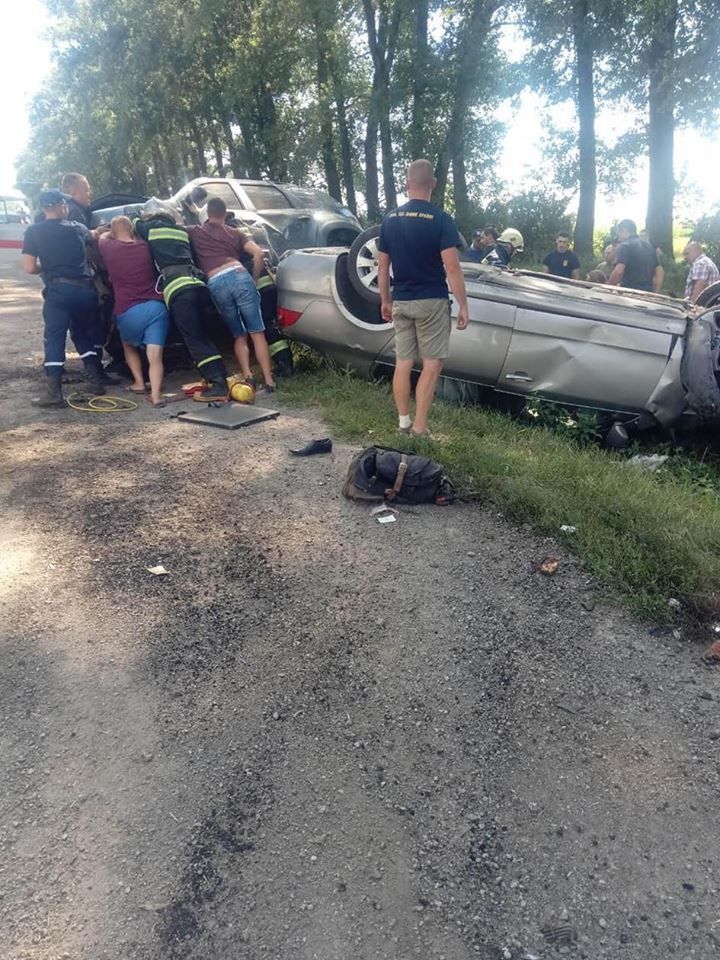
[347, 226, 383, 304]
[696, 279, 720, 308]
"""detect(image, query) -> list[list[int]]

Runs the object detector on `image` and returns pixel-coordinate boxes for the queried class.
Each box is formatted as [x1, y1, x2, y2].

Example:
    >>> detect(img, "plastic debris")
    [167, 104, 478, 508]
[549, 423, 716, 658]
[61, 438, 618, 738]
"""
[377, 514, 397, 524]
[559, 525, 577, 534]
[625, 453, 669, 471]
[146, 565, 169, 576]
[539, 556, 559, 576]
[667, 597, 682, 610]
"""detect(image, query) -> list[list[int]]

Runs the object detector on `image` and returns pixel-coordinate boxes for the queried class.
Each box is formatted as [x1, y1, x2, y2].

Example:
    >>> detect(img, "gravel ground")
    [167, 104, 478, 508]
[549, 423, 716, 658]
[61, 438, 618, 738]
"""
[1, 255, 719, 960]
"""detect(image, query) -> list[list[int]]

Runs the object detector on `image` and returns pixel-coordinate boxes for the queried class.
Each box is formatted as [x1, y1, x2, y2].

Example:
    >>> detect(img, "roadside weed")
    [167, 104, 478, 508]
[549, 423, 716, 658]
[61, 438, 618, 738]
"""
[281, 368, 720, 622]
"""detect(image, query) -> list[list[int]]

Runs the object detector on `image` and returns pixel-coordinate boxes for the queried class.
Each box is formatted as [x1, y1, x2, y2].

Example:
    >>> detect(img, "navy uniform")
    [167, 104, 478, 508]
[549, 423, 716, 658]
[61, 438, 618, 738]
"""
[21, 189, 107, 406]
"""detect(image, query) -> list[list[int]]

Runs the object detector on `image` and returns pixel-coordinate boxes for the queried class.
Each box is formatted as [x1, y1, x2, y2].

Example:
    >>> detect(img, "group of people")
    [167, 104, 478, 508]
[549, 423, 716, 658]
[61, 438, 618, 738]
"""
[475, 216, 718, 303]
[465, 226, 525, 266]
[21, 172, 280, 408]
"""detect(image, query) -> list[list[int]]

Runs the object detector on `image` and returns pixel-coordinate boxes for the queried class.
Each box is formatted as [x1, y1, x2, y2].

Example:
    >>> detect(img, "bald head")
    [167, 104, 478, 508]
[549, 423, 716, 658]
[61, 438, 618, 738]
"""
[406, 159, 436, 199]
[110, 215, 134, 240]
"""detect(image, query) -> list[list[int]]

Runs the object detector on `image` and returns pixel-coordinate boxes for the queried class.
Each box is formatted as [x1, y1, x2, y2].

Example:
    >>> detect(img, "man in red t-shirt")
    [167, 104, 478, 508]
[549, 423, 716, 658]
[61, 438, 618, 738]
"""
[98, 217, 170, 406]
[189, 198, 275, 392]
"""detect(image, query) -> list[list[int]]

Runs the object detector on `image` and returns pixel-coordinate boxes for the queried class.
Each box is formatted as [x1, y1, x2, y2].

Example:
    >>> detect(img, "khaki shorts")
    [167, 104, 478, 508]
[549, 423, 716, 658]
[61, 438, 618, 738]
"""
[393, 298, 451, 361]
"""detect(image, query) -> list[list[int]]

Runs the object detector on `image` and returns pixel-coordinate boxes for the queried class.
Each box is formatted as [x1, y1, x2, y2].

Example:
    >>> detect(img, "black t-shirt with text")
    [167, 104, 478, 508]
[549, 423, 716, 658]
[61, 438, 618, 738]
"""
[614, 236, 659, 292]
[543, 249, 580, 278]
[378, 199, 460, 300]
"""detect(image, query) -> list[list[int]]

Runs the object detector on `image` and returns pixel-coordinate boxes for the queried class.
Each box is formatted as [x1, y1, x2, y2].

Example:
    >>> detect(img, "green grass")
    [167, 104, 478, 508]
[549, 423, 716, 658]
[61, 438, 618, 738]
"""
[281, 366, 720, 622]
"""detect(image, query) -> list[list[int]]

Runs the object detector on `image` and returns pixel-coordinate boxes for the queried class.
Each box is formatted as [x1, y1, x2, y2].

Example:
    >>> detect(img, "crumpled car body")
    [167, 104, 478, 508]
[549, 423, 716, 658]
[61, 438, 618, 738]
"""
[89, 179, 362, 257]
[276, 248, 720, 431]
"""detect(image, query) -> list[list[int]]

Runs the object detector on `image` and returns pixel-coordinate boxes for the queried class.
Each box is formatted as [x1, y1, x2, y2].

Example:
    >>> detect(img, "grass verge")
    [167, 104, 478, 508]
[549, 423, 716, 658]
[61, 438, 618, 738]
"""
[281, 366, 720, 623]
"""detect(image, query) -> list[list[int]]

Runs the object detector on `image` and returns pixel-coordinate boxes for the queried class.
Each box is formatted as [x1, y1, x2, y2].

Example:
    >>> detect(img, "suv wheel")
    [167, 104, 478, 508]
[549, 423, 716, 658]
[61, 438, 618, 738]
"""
[347, 226, 384, 304]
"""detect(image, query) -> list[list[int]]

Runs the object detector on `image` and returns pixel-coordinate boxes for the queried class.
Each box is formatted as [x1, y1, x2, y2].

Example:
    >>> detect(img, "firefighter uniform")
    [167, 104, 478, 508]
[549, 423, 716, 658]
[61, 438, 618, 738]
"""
[134, 211, 228, 396]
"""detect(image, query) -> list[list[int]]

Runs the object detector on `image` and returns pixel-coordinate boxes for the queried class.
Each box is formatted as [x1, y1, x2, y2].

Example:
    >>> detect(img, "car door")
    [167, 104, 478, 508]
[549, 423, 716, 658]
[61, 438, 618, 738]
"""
[497, 306, 676, 412]
[442, 284, 516, 387]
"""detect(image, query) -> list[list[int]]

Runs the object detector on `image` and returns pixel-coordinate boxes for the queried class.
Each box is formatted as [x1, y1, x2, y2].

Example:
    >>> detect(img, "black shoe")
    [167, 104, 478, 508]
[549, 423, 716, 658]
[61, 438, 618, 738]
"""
[289, 438, 332, 456]
[34, 377, 66, 408]
[84, 372, 107, 396]
[193, 379, 228, 402]
[97, 369, 122, 386]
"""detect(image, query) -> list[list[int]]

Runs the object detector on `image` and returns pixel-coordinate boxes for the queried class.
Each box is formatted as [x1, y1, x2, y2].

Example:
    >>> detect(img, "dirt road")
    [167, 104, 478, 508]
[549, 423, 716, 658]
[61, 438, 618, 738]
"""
[2, 257, 719, 960]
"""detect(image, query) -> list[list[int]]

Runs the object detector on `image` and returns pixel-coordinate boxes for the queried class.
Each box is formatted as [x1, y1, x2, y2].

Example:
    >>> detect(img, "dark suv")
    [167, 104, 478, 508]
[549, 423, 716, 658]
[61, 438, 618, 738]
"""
[90, 177, 362, 256]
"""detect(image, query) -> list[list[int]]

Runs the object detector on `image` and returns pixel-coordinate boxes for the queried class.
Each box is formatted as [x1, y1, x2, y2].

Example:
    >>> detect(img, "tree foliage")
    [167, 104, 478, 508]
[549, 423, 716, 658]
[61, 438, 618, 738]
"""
[16, 0, 720, 254]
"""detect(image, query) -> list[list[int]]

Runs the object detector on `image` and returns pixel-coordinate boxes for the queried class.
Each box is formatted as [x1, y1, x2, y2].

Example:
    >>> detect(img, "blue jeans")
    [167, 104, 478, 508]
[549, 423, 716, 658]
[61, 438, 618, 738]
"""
[208, 269, 265, 337]
[43, 282, 98, 375]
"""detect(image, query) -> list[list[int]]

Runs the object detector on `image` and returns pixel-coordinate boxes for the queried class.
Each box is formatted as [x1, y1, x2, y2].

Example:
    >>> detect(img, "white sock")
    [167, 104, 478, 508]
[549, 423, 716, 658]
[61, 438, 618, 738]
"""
[399, 414, 412, 429]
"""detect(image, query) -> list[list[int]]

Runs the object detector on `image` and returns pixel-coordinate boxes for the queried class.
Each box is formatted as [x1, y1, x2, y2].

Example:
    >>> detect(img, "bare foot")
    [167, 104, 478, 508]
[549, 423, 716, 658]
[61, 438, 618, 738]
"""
[126, 384, 146, 394]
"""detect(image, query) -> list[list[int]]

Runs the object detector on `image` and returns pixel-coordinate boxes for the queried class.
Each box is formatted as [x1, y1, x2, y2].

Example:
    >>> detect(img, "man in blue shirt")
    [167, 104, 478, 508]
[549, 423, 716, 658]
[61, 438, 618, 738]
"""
[22, 189, 106, 407]
[378, 159, 469, 438]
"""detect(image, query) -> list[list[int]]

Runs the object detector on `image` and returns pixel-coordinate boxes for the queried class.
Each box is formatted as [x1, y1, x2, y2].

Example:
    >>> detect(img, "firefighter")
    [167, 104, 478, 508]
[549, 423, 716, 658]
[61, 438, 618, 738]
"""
[254, 266, 294, 379]
[133, 199, 229, 401]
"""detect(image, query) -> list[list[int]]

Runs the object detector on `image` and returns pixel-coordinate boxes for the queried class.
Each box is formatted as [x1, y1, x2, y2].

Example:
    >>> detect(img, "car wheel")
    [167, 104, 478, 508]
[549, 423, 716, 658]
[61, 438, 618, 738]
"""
[347, 226, 383, 304]
[696, 279, 720, 308]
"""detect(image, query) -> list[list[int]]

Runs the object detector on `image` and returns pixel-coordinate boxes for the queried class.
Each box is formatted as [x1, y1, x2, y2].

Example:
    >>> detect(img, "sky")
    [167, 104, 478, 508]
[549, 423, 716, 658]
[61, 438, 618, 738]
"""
[2, 2, 719, 225]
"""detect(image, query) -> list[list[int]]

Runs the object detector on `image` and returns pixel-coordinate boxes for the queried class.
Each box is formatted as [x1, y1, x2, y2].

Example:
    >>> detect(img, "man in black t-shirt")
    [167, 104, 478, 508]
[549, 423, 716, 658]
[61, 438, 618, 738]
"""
[22, 189, 107, 407]
[377, 159, 469, 438]
[542, 233, 581, 279]
[608, 219, 663, 293]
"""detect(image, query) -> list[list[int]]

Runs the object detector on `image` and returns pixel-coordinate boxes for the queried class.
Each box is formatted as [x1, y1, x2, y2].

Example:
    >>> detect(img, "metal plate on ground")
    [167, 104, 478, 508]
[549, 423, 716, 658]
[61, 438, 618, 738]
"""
[176, 404, 280, 430]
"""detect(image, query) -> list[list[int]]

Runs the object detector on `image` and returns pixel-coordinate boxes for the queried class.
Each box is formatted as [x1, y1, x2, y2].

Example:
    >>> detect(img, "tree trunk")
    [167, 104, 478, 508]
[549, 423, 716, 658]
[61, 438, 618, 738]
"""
[212, 131, 226, 176]
[330, 59, 357, 214]
[411, 0, 429, 159]
[151, 144, 168, 195]
[379, 90, 396, 211]
[432, 0, 498, 209]
[432, 148, 451, 208]
[362, 0, 402, 218]
[315, 20, 342, 200]
[452, 146, 470, 232]
[364, 77, 381, 222]
[190, 120, 208, 176]
[645, 0, 677, 257]
[222, 119, 243, 177]
[572, 0, 597, 258]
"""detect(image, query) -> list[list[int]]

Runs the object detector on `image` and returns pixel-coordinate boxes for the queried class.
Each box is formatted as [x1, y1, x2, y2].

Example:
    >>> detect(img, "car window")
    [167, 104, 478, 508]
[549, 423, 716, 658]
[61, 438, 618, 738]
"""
[200, 182, 245, 210]
[242, 184, 290, 210]
[279, 185, 343, 212]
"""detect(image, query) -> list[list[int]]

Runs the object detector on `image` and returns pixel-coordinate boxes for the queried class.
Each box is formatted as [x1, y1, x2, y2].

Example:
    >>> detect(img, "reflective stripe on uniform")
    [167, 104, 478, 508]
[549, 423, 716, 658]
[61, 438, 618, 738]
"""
[197, 354, 222, 368]
[164, 275, 204, 305]
[148, 227, 190, 243]
[269, 339, 290, 356]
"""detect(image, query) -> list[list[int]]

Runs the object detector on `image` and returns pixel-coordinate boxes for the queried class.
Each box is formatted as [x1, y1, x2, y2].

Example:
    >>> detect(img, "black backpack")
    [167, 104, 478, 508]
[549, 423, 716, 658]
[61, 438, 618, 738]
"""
[342, 446, 455, 505]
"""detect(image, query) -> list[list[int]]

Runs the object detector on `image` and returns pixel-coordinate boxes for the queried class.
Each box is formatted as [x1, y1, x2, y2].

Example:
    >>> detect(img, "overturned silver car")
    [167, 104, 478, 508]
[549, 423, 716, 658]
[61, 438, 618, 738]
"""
[276, 238, 720, 436]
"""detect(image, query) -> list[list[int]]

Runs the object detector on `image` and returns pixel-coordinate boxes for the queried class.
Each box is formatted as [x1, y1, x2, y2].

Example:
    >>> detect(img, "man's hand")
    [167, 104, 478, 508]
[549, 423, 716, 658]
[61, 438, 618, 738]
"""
[381, 299, 393, 323]
[456, 303, 469, 330]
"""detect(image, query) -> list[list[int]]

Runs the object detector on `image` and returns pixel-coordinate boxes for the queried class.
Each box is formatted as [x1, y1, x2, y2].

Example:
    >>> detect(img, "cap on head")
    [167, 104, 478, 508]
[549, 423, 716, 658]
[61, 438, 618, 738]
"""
[498, 227, 524, 252]
[39, 188, 70, 208]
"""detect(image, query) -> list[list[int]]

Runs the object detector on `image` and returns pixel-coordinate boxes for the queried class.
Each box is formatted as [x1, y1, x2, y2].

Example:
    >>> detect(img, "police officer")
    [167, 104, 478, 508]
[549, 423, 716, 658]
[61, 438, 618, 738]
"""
[133, 199, 230, 400]
[22, 189, 107, 407]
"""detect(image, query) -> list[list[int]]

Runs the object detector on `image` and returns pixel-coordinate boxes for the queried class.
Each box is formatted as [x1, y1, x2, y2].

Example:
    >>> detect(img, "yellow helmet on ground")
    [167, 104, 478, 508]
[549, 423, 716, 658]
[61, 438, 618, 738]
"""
[227, 376, 255, 404]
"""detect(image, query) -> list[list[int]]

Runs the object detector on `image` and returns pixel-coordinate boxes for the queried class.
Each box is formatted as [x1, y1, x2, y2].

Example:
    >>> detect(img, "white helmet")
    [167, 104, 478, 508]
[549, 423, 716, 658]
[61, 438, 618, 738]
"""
[498, 228, 524, 252]
[140, 197, 176, 220]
